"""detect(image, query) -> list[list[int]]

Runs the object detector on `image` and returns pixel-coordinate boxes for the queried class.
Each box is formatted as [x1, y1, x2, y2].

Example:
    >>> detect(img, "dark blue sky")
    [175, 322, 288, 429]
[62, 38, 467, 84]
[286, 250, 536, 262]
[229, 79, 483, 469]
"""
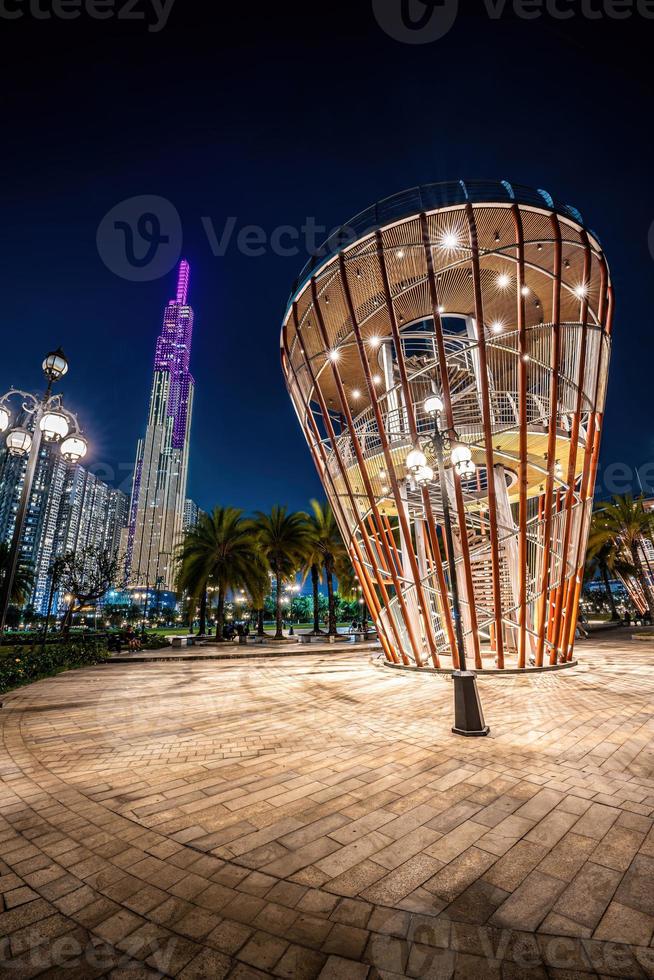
[1, 2, 651, 512]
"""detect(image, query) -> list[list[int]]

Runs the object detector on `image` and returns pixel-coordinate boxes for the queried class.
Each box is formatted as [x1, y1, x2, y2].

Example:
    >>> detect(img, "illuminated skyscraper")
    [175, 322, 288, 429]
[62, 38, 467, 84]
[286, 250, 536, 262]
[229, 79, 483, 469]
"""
[124, 260, 195, 590]
[183, 498, 199, 533]
[0, 445, 128, 615]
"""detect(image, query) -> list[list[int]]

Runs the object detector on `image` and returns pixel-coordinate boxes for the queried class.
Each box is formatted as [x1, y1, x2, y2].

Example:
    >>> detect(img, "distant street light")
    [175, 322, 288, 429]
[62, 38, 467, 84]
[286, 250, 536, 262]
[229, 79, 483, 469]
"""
[0, 350, 88, 633]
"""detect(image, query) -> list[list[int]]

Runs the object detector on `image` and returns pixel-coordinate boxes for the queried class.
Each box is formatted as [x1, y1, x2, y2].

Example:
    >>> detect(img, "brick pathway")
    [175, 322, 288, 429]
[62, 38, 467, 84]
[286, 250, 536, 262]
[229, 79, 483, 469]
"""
[1, 631, 654, 978]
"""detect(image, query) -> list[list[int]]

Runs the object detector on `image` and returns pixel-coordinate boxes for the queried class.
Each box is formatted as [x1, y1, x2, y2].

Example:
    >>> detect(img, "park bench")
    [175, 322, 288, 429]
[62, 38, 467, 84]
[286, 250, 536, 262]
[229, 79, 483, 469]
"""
[169, 635, 196, 648]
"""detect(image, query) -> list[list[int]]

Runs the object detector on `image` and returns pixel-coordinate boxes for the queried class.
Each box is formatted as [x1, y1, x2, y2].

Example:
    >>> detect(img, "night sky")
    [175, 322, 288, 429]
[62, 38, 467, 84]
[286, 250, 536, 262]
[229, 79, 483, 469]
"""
[1, 1, 652, 513]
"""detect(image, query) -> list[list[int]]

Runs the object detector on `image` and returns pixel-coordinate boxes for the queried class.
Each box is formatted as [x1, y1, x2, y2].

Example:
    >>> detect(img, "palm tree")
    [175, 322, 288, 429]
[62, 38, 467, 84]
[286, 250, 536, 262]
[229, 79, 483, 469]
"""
[248, 554, 272, 638]
[585, 510, 635, 621]
[305, 501, 347, 637]
[0, 542, 34, 607]
[301, 536, 324, 636]
[254, 506, 311, 639]
[177, 507, 261, 640]
[587, 496, 654, 618]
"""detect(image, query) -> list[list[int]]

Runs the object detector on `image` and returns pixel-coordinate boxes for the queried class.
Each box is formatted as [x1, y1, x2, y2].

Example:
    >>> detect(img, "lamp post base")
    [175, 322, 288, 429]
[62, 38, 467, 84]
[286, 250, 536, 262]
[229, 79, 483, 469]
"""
[451, 670, 490, 737]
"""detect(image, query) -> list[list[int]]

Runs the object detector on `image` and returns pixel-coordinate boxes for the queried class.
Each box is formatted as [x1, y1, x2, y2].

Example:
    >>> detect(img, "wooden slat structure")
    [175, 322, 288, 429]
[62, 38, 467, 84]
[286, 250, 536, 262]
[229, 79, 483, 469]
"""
[281, 180, 613, 669]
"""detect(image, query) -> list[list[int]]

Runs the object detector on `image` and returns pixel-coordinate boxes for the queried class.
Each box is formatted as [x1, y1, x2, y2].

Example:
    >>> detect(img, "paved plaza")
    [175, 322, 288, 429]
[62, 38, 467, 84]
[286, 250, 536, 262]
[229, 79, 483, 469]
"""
[2, 632, 654, 978]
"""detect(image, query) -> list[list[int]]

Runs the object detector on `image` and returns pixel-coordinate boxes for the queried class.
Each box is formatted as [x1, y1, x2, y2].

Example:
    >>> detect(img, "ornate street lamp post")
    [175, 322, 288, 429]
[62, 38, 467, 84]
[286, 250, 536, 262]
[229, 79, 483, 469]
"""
[405, 394, 489, 737]
[0, 350, 88, 633]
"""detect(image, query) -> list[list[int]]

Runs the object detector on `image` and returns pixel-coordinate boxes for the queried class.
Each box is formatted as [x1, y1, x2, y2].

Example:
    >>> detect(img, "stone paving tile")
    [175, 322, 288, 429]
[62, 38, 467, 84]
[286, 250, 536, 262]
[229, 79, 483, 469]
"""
[316, 954, 369, 979]
[321, 922, 369, 959]
[613, 854, 654, 916]
[423, 846, 497, 903]
[535, 831, 598, 883]
[490, 870, 567, 931]
[444, 879, 510, 924]
[571, 802, 621, 840]
[482, 840, 548, 892]
[273, 942, 327, 978]
[360, 854, 443, 905]
[329, 897, 372, 929]
[177, 946, 232, 979]
[550, 861, 621, 930]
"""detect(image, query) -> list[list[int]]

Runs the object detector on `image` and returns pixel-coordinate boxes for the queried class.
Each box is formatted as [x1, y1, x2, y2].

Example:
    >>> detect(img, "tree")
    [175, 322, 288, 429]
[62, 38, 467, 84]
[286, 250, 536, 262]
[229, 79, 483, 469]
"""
[301, 530, 325, 636]
[0, 541, 34, 608]
[305, 501, 347, 636]
[254, 506, 311, 639]
[58, 547, 120, 632]
[585, 510, 635, 621]
[247, 557, 271, 638]
[587, 496, 654, 617]
[177, 507, 262, 641]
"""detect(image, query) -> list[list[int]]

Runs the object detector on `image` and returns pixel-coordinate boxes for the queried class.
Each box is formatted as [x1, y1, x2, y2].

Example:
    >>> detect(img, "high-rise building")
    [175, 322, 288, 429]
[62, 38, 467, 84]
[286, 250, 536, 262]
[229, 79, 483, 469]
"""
[0, 442, 129, 614]
[183, 498, 199, 533]
[0, 437, 68, 613]
[123, 260, 195, 590]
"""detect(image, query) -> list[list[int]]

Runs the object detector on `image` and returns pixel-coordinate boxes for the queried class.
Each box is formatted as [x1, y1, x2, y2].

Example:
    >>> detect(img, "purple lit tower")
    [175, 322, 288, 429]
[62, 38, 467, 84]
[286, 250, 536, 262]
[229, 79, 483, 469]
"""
[123, 260, 195, 590]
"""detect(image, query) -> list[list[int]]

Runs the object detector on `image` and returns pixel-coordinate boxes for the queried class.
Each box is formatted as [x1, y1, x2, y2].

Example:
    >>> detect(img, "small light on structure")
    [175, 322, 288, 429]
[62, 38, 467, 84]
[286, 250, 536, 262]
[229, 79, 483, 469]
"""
[416, 464, 434, 486]
[60, 435, 88, 462]
[368, 336, 381, 349]
[497, 273, 510, 289]
[396, 249, 405, 259]
[441, 230, 460, 250]
[42, 348, 69, 381]
[423, 394, 444, 415]
[574, 283, 588, 298]
[537, 243, 543, 251]
[352, 389, 361, 400]
[521, 285, 530, 296]
[328, 349, 340, 362]
[6, 427, 32, 457]
[438, 305, 445, 314]
[494, 230, 501, 243]
[522, 353, 530, 363]
[406, 448, 427, 473]
[372, 374, 382, 385]
[490, 320, 504, 334]
[39, 411, 70, 442]
[451, 442, 475, 478]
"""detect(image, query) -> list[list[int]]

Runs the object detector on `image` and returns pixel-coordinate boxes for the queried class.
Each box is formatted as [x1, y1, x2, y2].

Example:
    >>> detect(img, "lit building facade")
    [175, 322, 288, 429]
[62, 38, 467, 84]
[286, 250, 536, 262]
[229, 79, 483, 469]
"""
[282, 181, 612, 669]
[124, 260, 195, 590]
[183, 497, 199, 534]
[0, 443, 128, 613]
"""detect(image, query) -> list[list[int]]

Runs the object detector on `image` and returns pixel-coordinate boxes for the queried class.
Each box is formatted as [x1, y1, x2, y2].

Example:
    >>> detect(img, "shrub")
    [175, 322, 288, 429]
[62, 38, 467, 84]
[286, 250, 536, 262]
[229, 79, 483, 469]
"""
[0, 636, 109, 695]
